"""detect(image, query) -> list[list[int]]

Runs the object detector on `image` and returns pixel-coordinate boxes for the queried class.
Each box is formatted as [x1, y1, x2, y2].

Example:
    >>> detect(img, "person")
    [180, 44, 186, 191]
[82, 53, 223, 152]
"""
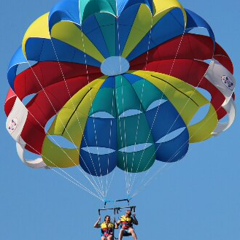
[94, 215, 117, 240]
[117, 210, 138, 240]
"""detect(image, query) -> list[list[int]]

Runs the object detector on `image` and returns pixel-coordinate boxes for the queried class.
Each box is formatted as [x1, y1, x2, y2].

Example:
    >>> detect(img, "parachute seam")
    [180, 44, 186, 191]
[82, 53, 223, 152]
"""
[61, 87, 92, 135]
[151, 75, 200, 106]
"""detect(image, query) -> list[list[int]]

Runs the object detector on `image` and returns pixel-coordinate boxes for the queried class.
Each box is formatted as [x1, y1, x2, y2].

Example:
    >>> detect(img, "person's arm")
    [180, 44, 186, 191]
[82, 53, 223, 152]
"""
[94, 217, 101, 228]
[132, 214, 138, 225]
[113, 217, 119, 229]
[116, 218, 121, 228]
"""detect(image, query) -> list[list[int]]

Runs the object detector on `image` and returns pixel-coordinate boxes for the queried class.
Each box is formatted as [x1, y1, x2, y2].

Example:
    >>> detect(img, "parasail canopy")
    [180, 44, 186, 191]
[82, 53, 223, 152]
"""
[5, 0, 236, 199]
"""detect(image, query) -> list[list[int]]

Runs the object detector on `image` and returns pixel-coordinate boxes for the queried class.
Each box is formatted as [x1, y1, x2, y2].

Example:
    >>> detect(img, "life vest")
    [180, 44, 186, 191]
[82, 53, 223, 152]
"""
[120, 216, 133, 230]
[101, 222, 115, 236]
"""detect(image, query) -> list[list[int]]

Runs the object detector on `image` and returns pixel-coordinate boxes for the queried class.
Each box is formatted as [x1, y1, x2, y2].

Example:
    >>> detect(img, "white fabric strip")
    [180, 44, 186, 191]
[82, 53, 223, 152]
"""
[6, 96, 47, 169]
[6, 97, 28, 142]
[205, 59, 236, 135]
[16, 138, 48, 169]
[212, 98, 236, 136]
[205, 59, 236, 103]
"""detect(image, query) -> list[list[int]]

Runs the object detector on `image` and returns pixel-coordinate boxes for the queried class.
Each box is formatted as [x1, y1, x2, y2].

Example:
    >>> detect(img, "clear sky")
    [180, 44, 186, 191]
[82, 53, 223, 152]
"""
[0, 1, 239, 240]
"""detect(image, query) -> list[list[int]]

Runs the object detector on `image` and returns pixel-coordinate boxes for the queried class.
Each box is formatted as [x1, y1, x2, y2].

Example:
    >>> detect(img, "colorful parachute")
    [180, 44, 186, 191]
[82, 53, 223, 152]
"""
[5, 0, 236, 179]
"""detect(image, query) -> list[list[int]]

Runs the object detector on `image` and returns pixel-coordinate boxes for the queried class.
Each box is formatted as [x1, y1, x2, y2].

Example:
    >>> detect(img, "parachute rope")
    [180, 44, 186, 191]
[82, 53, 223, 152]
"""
[115, 0, 131, 197]
[124, 12, 187, 197]
[50, 168, 104, 201]
[130, 85, 224, 198]
[16, 41, 107, 201]
[123, 15, 214, 198]
[47, 22, 110, 199]
[122, 12, 155, 196]
[18, 128, 105, 200]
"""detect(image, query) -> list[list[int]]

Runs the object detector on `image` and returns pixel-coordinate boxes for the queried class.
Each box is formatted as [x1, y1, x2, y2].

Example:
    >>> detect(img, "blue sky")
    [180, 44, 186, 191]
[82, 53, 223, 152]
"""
[0, 1, 240, 239]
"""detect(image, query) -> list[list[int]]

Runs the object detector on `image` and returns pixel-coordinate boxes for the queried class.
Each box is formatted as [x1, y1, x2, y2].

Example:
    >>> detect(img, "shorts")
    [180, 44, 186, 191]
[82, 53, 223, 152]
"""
[122, 229, 131, 237]
[101, 232, 114, 238]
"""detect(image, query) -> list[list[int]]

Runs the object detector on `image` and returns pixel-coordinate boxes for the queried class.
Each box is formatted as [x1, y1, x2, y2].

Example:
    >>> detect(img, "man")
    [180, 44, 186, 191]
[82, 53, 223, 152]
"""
[94, 215, 117, 240]
[117, 210, 138, 240]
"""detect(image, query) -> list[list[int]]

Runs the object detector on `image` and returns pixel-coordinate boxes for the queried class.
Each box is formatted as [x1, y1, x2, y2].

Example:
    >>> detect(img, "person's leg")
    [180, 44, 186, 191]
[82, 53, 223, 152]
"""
[107, 235, 113, 240]
[119, 229, 124, 240]
[129, 228, 138, 240]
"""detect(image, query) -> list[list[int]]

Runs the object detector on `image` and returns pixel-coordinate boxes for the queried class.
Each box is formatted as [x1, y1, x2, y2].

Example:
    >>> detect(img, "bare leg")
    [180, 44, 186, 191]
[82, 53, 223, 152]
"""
[129, 228, 138, 240]
[119, 229, 124, 240]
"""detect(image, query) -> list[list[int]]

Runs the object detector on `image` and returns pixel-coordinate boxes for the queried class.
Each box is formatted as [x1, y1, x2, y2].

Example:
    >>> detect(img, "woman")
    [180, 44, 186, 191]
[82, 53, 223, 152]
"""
[94, 215, 117, 240]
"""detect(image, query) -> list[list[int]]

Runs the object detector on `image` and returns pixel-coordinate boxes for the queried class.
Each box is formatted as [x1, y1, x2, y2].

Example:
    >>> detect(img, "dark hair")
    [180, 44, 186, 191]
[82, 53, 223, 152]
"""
[104, 215, 110, 221]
